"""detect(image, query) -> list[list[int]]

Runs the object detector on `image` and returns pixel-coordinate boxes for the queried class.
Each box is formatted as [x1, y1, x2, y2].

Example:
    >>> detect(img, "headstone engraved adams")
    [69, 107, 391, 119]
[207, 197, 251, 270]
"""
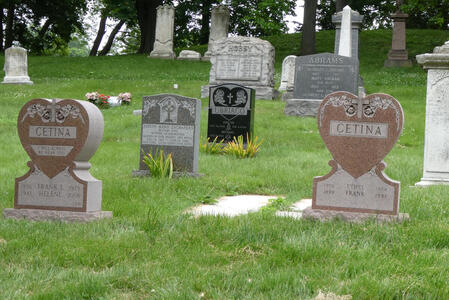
[3, 99, 111, 222]
[208, 84, 255, 143]
[135, 94, 201, 176]
[303, 91, 409, 222]
[284, 53, 359, 117]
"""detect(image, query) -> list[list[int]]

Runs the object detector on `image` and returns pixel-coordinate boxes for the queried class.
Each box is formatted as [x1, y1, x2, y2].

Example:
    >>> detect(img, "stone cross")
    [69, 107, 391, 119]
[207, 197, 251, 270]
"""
[338, 6, 352, 57]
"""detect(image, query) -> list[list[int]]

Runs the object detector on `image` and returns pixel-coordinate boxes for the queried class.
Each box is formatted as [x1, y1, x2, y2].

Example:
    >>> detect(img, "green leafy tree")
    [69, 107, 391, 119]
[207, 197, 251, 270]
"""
[402, 0, 449, 29]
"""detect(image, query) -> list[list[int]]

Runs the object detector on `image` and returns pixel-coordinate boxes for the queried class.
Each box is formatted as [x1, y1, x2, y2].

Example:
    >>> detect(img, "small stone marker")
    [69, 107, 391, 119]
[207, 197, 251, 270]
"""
[189, 195, 276, 217]
[284, 53, 359, 117]
[3, 98, 111, 222]
[201, 36, 276, 100]
[207, 84, 255, 143]
[280, 55, 296, 101]
[134, 94, 201, 177]
[303, 91, 409, 222]
[2, 46, 33, 85]
[149, 5, 176, 59]
[178, 50, 201, 61]
[415, 41, 449, 186]
[203, 5, 230, 61]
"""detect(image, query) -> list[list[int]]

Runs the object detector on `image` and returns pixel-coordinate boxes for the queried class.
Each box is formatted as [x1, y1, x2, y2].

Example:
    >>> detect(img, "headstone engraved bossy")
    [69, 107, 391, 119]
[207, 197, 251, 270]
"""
[201, 36, 276, 100]
[3, 99, 111, 222]
[207, 84, 255, 143]
[135, 94, 201, 176]
[303, 91, 408, 221]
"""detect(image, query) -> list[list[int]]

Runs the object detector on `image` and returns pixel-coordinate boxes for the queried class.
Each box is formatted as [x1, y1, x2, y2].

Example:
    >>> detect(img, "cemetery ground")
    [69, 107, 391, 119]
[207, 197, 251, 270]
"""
[1, 29, 449, 299]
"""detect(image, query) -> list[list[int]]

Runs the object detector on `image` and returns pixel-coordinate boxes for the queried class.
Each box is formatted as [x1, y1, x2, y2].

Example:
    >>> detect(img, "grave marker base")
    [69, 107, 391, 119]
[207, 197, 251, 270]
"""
[302, 206, 409, 223]
[3, 208, 112, 223]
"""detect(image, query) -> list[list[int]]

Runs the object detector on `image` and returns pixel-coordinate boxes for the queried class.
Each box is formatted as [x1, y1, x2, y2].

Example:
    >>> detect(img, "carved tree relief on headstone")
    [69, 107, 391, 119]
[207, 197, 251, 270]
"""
[135, 94, 201, 176]
[201, 36, 276, 100]
[302, 91, 408, 221]
[208, 84, 255, 144]
[2, 46, 33, 85]
[3, 99, 111, 222]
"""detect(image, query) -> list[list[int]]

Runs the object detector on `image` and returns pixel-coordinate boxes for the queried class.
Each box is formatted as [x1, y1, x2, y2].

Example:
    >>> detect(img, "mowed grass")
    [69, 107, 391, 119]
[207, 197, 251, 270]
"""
[1, 29, 449, 299]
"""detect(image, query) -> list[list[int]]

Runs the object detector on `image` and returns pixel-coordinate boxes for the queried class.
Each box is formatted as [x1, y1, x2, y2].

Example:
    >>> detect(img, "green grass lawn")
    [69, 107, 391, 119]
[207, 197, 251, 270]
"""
[1, 29, 449, 299]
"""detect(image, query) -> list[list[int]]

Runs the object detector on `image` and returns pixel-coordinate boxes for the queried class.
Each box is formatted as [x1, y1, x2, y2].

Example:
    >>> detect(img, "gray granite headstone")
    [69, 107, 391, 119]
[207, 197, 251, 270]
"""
[203, 5, 230, 61]
[134, 94, 201, 176]
[201, 36, 276, 100]
[284, 53, 359, 117]
[332, 8, 363, 59]
[2, 46, 33, 85]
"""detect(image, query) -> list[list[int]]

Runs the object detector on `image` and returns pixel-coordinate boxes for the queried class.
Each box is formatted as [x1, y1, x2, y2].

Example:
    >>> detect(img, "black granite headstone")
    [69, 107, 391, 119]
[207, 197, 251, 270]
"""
[207, 84, 255, 143]
[293, 53, 359, 100]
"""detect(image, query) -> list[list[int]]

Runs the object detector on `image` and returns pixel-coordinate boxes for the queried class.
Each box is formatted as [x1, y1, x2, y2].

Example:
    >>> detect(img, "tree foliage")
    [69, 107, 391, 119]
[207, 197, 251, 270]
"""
[402, 0, 449, 29]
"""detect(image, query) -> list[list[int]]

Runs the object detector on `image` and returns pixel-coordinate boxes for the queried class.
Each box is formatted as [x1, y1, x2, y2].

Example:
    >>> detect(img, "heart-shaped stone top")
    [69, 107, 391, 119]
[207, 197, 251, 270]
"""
[17, 99, 104, 178]
[318, 91, 404, 178]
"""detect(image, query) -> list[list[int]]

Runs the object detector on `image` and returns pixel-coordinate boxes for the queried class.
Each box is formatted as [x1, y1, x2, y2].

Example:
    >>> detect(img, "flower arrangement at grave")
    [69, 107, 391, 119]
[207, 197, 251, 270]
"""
[85, 91, 110, 109]
[118, 92, 132, 105]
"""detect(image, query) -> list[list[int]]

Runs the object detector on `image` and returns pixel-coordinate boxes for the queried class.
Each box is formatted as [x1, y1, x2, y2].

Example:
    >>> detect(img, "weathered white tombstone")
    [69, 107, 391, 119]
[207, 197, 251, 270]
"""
[415, 41, 449, 186]
[2, 46, 33, 85]
[133, 94, 201, 177]
[203, 5, 230, 61]
[201, 36, 276, 100]
[303, 91, 408, 222]
[279, 55, 296, 91]
[149, 5, 176, 59]
[332, 7, 363, 59]
[178, 50, 201, 61]
[338, 6, 352, 57]
[3, 99, 111, 222]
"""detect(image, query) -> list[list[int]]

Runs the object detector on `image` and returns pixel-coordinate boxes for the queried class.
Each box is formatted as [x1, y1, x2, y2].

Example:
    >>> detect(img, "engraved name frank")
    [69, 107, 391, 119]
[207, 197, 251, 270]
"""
[329, 121, 388, 138]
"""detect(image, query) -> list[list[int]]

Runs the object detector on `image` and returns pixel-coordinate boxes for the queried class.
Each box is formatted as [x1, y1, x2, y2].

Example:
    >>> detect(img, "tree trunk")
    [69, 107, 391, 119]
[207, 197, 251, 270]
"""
[89, 14, 107, 56]
[5, 2, 15, 49]
[99, 20, 125, 56]
[0, 8, 4, 52]
[199, 1, 212, 45]
[136, 0, 162, 54]
[301, 0, 317, 55]
[38, 19, 52, 39]
[336, 0, 347, 12]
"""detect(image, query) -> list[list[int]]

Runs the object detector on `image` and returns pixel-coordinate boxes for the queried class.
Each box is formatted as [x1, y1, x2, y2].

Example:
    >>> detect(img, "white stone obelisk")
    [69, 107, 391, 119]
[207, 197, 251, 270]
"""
[338, 6, 353, 57]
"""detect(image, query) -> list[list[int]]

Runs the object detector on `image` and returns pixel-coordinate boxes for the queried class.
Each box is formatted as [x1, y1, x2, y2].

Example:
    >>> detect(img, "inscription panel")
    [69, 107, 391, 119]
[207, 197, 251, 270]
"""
[17, 168, 84, 208]
[294, 53, 358, 100]
[330, 121, 388, 138]
[315, 168, 395, 212]
[142, 124, 194, 147]
[425, 71, 449, 173]
[216, 56, 262, 81]
[31, 145, 74, 156]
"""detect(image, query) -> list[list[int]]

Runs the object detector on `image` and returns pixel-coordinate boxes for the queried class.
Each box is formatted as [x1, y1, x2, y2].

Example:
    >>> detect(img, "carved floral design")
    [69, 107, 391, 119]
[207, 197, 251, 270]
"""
[21, 101, 85, 124]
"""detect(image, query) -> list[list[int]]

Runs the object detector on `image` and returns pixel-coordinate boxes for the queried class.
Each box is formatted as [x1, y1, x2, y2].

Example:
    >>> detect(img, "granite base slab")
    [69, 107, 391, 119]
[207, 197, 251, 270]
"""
[2, 76, 33, 85]
[384, 59, 413, 67]
[415, 178, 449, 187]
[284, 99, 321, 117]
[302, 207, 409, 223]
[132, 170, 202, 178]
[3, 208, 112, 222]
